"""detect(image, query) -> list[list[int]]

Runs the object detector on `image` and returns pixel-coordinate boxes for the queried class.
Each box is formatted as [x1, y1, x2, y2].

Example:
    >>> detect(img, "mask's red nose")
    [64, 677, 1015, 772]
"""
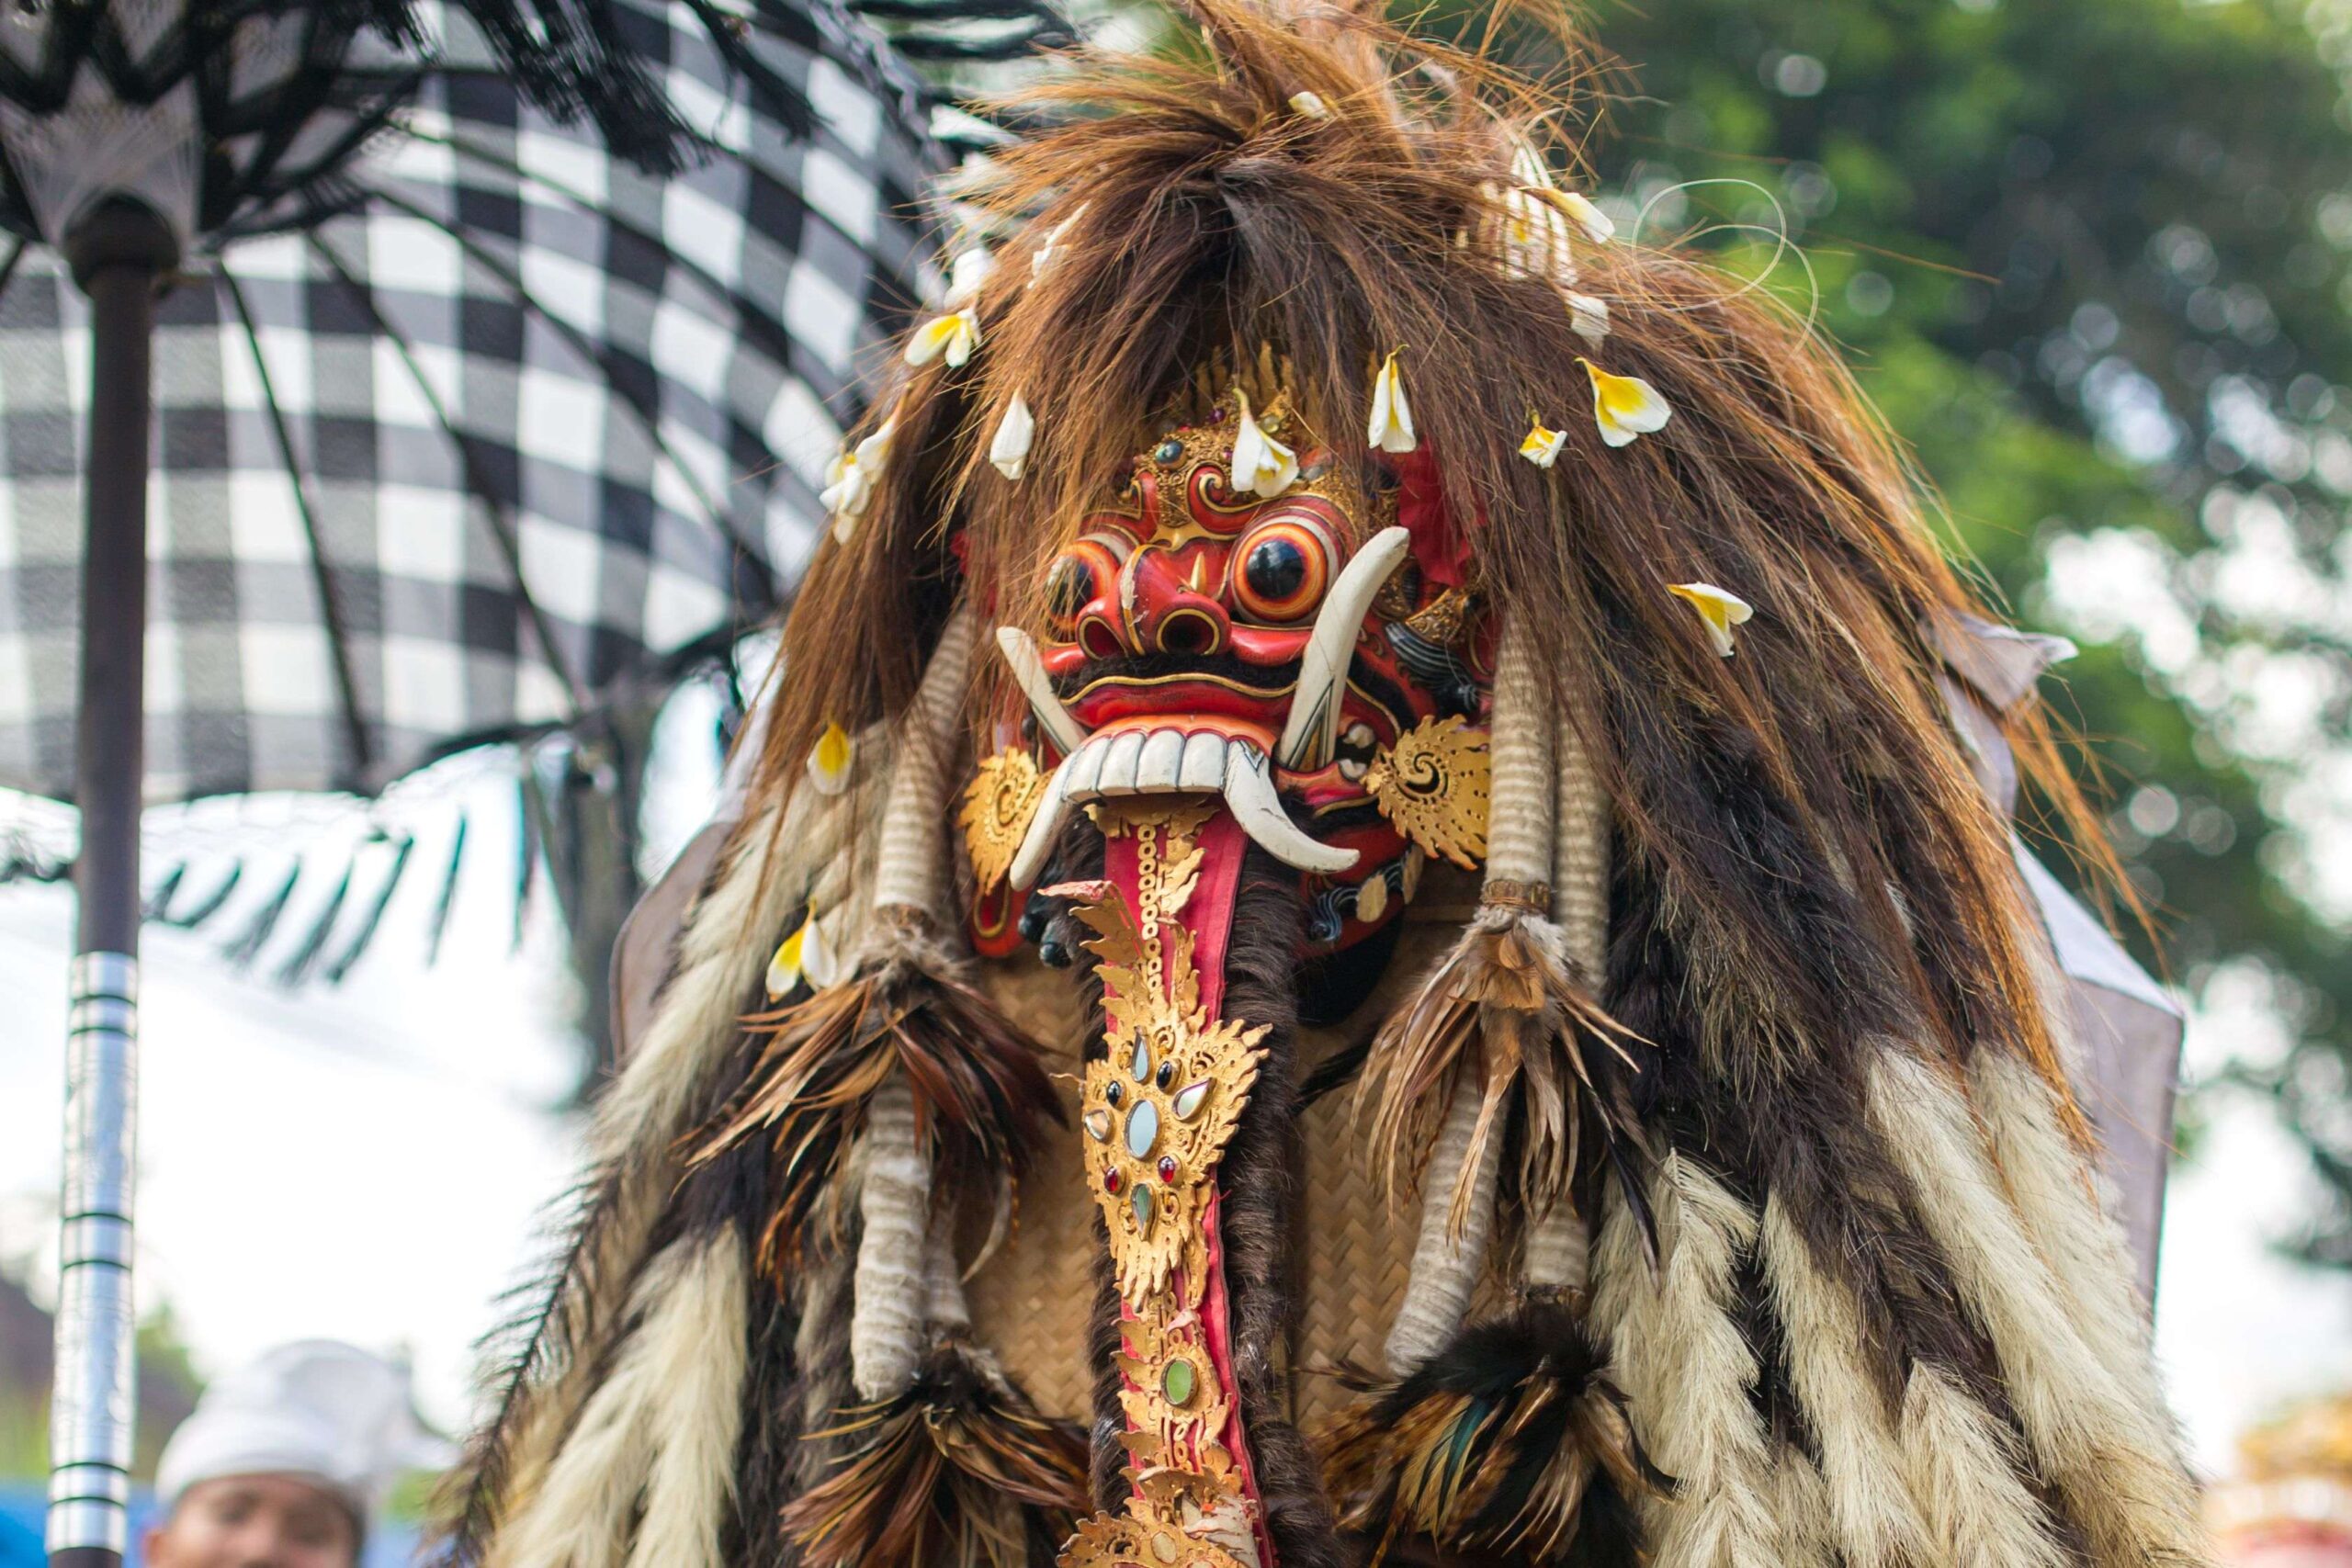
[1117, 545, 1229, 658]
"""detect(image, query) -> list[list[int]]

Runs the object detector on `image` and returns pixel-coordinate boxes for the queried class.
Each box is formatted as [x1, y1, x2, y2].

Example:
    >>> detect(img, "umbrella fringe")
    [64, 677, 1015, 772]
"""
[324, 832, 417, 983]
[427, 811, 469, 965]
[220, 861, 302, 969]
[456, 0, 695, 174]
[276, 855, 357, 987]
[141, 861, 187, 923]
[515, 770, 546, 953]
[164, 863, 244, 930]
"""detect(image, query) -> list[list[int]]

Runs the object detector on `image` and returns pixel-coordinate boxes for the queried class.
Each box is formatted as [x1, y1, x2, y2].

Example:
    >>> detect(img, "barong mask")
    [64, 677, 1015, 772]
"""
[442, 5, 2210, 1567]
[970, 360, 1491, 973]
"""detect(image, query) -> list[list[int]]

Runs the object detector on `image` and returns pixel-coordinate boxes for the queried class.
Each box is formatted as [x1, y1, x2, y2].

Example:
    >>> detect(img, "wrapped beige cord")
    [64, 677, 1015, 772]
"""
[922, 1207, 972, 1338]
[852, 1076, 932, 1400]
[1384, 616, 1554, 1374]
[868, 604, 978, 921]
[847, 604, 979, 1400]
[1525, 693, 1611, 1292]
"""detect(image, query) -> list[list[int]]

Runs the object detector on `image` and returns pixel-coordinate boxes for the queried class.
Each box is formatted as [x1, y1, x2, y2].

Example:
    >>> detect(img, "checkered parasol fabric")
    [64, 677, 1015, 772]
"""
[0, 0, 941, 807]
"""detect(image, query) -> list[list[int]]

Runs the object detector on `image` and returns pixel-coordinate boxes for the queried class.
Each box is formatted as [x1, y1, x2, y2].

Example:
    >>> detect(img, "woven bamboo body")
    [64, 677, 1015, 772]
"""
[966, 883, 1478, 1429]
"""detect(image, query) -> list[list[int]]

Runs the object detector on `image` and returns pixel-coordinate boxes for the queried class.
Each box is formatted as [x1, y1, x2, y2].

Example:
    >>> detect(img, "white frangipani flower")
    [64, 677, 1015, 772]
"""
[1582, 357, 1671, 447]
[1567, 291, 1610, 344]
[1668, 581, 1755, 658]
[904, 306, 981, 368]
[1520, 418, 1566, 468]
[819, 420, 893, 541]
[1230, 388, 1298, 498]
[805, 720, 854, 794]
[1031, 206, 1084, 280]
[1550, 188, 1615, 244]
[1366, 351, 1417, 454]
[1494, 185, 1576, 287]
[943, 245, 996, 308]
[1510, 139, 1553, 190]
[764, 905, 840, 998]
[990, 393, 1035, 481]
[798, 909, 841, 989]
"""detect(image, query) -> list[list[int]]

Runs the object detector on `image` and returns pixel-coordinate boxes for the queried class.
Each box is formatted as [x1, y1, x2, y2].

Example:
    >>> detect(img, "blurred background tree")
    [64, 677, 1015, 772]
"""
[1518, 0, 2352, 1258]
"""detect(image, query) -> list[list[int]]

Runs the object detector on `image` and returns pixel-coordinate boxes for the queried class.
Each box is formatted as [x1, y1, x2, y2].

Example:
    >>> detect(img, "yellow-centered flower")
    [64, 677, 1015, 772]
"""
[819, 420, 892, 543]
[1582, 357, 1671, 447]
[764, 913, 810, 998]
[800, 910, 839, 989]
[1548, 189, 1615, 244]
[806, 720, 854, 795]
[904, 305, 980, 369]
[1520, 418, 1566, 468]
[1230, 388, 1298, 498]
[1366, 351, 1417, 454]
[1494, 185, 1575, 287]
[1669, 581, 1755, 658]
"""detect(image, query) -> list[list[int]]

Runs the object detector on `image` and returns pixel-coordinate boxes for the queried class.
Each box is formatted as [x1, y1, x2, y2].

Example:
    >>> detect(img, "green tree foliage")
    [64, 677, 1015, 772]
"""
[1544, 0, 2352, 1256]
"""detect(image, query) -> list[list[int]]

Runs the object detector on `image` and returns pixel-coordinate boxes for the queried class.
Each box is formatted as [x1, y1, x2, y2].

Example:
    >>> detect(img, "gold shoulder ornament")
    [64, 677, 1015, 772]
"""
[1363, 714, 1490, 869]
[961, 746, 1048, 892]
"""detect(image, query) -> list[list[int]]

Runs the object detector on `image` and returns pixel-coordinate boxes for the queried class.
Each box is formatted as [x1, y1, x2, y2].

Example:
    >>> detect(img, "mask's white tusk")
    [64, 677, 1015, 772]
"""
[1220, 740, 1359, 873]
[994, 626, 1090, 756]
[1274, 526, 1412, 772]
[1009, 747, 1080, 889]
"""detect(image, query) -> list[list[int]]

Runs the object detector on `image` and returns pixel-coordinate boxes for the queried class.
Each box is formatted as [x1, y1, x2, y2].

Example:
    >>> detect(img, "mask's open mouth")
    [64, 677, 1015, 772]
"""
[1061, 668, 1296, 734]
[997, 526, 1414, 886]
[1007, 718, 1351, 887]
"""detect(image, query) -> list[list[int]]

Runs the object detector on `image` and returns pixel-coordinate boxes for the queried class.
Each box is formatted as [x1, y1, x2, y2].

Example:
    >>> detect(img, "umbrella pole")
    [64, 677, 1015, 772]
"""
[47, 197, 176, 1568]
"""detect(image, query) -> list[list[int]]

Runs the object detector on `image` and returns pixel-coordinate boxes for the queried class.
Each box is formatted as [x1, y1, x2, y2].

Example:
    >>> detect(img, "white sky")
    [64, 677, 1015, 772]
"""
[0, 705, 2344, 1474]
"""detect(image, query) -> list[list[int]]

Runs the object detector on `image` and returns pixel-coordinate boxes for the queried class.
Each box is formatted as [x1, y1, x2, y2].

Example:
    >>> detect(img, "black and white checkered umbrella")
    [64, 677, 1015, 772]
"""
[0, 0, 947, 805]
[0, 0, 1067, 1559]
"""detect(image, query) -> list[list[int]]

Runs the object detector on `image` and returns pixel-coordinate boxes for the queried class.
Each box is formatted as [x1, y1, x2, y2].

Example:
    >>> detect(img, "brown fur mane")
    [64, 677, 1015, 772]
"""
[747, 0, 2113, 1128]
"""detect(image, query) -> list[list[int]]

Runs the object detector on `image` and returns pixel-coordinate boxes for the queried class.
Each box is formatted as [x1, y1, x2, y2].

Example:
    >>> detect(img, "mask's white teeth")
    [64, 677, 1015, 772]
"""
[1219, 739, 1360, 873]
[994, 626, 1090, 756]
[1062, 730, 1111, 799]
[1093, 729, 1148, 795]
[1178, 732, 1227, 791]
[1008, 748, 1080, 890]
[1136, 728, 1188, 793]
[1274, 525, 1412, 773]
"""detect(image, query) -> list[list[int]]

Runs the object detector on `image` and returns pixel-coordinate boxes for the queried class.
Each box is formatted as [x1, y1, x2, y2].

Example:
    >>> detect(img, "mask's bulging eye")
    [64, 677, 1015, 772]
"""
[1045, 536, 1126, 639]
[1230, 517, 1332, 625]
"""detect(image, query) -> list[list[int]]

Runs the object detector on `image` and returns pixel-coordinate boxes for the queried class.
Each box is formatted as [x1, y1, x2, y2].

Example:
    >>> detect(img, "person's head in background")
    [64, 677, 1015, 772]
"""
[146, 1472, 358, 1568]
[144, 1341, 444, 1568]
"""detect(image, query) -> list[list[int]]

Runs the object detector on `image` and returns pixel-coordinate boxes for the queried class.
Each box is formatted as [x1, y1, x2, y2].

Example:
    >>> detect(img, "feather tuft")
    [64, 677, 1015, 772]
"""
[1360, 905, 1655, 1254]
[1319, 1298, 1669, 1563]
[782, 1343, 1089, 1568]
[686, 916, 1063, 1277]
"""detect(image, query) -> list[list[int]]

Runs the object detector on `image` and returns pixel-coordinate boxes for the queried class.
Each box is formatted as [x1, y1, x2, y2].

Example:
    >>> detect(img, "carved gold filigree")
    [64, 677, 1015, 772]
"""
[1062, 1506, 1255, 1568]
[1058, 802, 1271, 1568]
[1363, 715, 1491, 870]
[1070, 811, 1263, 1307]
[960, 746, 1047, 892]
[1399, 584, 1474, 647]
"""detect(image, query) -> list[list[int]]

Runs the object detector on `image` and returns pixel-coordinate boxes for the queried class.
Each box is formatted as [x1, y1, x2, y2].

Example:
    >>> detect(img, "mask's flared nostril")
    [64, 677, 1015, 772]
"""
[1155, 606, 1225, 657]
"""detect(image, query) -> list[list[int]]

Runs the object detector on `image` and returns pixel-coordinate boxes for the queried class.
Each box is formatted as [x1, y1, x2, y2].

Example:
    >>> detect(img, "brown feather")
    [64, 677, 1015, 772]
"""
[1319, 1299, 1668, 1564]
[1359, 909, 1655, 1253]
[686, 931, 1063, 1278]
[783, 1345, 1090, 1568]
